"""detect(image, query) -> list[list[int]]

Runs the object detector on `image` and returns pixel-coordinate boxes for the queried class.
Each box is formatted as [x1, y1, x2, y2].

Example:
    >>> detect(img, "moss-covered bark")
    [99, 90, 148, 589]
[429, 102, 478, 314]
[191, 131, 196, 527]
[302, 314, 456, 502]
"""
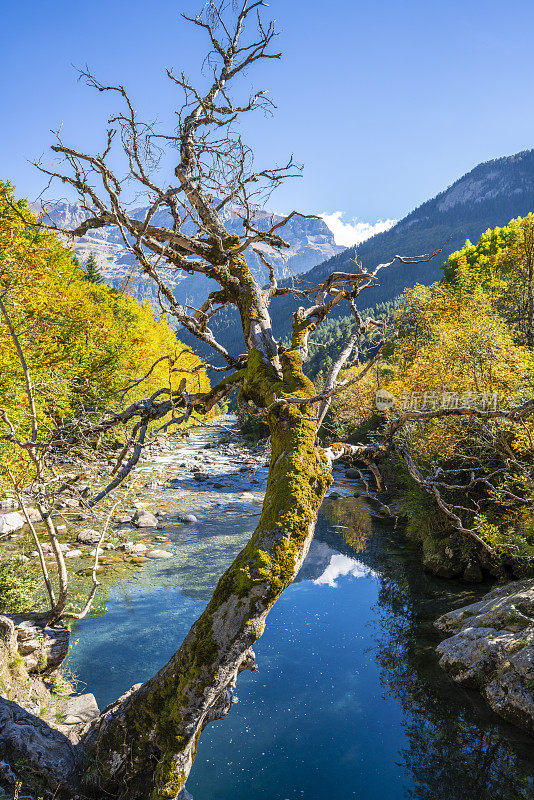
[80, 340, 332, 800]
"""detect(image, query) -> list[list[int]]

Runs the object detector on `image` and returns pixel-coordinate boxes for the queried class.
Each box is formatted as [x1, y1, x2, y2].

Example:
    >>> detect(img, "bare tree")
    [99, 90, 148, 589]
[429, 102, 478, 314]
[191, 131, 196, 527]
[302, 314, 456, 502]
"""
[1, 3, 532, 799]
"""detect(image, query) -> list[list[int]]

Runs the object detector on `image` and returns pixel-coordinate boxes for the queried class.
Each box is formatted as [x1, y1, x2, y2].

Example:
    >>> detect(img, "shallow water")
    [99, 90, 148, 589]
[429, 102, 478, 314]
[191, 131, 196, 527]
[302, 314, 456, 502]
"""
[67, 424, 534, 800]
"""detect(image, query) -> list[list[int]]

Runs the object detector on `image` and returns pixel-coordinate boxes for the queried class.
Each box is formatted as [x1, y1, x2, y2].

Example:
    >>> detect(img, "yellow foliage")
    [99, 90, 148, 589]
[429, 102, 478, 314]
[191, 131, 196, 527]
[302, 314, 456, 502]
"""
[0, 182, 209, 490]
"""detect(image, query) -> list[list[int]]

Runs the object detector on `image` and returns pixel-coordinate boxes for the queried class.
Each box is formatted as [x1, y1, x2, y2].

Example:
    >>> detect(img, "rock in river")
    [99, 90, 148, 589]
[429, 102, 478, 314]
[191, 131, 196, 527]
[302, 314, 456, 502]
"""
[132, 510, 158, 528]
[435, 579, 534, 735]
[76, 529, 101, 545]
[177, 514, 198, 524]
[147, 549, 172, 559]
[0, 512, 25, 534]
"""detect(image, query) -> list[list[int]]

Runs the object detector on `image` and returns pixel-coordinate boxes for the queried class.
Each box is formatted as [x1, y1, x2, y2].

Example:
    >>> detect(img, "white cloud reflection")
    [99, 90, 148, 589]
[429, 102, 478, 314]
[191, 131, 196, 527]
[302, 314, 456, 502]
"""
[314, 554, 375, 588]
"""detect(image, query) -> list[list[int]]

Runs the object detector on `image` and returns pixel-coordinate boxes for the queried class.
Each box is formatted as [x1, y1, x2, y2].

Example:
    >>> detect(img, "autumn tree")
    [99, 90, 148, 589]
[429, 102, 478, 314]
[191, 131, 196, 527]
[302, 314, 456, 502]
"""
[1, 3, 533, 799]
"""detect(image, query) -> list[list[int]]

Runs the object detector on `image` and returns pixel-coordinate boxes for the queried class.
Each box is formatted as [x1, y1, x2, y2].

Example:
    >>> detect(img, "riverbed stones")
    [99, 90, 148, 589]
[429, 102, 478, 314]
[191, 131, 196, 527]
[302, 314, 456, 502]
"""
[132, 510, 158, 528]
[0, 512, 25, 535]
[76, 529, 101, 545]
[120, 542, 148, 553]
[435, 579, 534, 735]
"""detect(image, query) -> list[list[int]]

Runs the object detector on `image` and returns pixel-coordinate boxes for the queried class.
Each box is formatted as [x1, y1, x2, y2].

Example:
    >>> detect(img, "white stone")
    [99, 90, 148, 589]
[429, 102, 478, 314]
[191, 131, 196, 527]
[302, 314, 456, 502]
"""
[0, 511, 25, 534]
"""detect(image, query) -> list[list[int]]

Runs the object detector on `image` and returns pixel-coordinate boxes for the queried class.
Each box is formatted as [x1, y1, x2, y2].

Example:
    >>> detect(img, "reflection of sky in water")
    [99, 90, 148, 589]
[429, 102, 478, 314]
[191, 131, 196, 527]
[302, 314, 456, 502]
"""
[67, 427, 534, 800]
[313, 552, 376, 588]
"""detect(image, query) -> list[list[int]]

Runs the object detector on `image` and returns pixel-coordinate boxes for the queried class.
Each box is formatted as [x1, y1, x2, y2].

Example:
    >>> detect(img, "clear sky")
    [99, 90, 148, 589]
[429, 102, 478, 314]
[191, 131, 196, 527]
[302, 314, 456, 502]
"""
[2, 0, 534, 243]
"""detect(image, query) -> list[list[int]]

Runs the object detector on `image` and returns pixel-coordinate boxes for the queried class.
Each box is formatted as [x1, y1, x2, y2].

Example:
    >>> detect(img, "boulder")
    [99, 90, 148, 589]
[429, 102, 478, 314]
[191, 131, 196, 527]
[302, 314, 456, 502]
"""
[435, 579, 534, 735]
[10, 615, 70, 673]
[0, 498, 18, 510]
[146, 549, 172, 559]
[61, 693, 100, 727]
[132, 510, 158, 528]
[0, 512, 25, 535]
[76, 529, 101, 545]
[64, 549, 83, 559]
[177, 514, 198, 524]
[120, 542, 148, 553]
[25, 507, 42, 523]
[345, 468, 362, 479]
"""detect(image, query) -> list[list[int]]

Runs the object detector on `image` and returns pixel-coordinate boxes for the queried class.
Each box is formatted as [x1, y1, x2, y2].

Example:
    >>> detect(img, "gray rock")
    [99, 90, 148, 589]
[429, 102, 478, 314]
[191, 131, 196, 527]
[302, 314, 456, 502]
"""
[178, 514, 198, 524]
[76, 529, 101, 545]
[0, 512, 25, 535]
[64, 549, 83, 559]
[120, 542, 148, 553]
[62, 693, 100, 727]
[25, 506, 42, 522]
[0, 498, 18, 510]
[345, 468, 362, 479]
[146, 549, 172, 559]
[435, 579, 534, 735]
[10, 615, 70, 673]
[132, 510, 158, 528]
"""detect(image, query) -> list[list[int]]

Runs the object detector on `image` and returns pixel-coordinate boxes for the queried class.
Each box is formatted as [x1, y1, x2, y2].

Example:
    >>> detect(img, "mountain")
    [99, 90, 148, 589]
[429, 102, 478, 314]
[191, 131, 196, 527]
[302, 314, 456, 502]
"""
[266, 149, 534, 342]
[34, 202, 343, 310]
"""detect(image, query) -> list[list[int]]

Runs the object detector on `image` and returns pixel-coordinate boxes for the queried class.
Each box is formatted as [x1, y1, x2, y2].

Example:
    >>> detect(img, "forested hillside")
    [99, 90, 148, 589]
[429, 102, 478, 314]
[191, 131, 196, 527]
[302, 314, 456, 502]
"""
[270, 150, 534, 337]
[325, 215, 534, 578]
[0, 183, 209, 491]
[188, 149, 534, 360]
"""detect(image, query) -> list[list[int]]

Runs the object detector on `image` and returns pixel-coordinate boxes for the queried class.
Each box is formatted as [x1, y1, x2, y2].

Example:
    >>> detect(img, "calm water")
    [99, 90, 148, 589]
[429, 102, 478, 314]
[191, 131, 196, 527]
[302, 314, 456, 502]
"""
[67, 426, 534, 800]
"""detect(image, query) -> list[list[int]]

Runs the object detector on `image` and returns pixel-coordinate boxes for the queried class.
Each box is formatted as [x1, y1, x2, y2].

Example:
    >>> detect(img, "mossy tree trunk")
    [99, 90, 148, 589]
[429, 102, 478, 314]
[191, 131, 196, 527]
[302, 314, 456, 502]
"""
[81, 339, 333, 800]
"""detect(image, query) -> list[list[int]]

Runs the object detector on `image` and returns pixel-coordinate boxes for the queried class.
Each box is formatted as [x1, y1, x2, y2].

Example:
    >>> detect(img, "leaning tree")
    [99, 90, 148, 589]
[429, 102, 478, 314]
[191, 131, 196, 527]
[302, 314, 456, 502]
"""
[2, 2, 533, 799]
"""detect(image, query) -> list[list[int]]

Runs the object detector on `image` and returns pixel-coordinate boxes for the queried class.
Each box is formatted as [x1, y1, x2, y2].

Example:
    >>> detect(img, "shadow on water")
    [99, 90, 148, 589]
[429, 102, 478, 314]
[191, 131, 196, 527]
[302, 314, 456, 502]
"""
[67, 426, 534, 800]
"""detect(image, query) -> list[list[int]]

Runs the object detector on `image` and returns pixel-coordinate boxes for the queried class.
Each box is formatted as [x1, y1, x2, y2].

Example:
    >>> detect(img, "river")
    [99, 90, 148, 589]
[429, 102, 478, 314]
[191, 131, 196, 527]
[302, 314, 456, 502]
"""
[67, 421, 534, 800]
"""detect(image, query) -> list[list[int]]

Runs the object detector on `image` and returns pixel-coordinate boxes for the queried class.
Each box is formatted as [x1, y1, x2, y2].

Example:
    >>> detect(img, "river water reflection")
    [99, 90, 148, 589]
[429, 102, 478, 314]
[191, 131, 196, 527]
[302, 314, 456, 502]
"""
[67, 425, 534, 800]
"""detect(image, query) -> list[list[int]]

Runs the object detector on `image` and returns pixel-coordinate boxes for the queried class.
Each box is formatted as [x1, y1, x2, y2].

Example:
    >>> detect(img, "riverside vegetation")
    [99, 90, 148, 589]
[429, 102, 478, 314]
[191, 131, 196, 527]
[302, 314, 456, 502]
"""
[0, 2, 533, 798]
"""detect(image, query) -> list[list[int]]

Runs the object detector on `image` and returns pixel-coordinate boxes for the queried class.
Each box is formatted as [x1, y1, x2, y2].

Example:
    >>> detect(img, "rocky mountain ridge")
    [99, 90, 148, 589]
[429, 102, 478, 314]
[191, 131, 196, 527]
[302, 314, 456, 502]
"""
[32, 201, 343, 310]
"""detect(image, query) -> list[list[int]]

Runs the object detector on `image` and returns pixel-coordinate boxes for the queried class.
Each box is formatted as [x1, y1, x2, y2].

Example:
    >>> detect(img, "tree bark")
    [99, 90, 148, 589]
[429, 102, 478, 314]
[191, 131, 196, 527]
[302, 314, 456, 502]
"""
[80, 346, 332, 800]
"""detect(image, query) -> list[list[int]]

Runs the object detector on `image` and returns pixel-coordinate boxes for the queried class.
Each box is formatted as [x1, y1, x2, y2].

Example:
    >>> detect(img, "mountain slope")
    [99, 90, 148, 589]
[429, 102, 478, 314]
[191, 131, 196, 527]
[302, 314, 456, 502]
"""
[267, 149, 534, 340]
[35, 202, 343, 309]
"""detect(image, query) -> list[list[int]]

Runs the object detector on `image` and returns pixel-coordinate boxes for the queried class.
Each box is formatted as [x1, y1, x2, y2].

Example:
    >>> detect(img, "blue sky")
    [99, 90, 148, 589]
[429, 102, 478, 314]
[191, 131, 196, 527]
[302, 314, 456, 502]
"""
[2, 0, 534, 243]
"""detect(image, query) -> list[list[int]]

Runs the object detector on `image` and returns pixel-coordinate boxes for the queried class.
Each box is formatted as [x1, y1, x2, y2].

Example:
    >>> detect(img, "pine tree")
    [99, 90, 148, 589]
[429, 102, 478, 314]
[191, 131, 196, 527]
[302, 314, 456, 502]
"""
[83, 252, 104, 284]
